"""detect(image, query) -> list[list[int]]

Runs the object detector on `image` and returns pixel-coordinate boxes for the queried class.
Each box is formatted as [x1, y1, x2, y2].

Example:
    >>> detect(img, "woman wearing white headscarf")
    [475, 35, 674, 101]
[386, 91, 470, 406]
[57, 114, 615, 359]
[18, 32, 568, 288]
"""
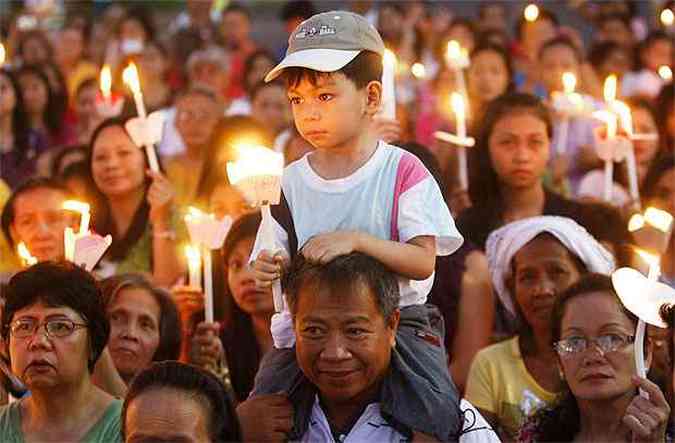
[464, 216, 615, 440]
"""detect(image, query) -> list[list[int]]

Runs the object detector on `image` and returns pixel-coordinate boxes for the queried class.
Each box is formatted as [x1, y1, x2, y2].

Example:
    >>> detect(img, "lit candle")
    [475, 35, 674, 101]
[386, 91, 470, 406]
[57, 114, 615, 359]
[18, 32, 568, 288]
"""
[0, 42, 5, 67]
[227, 145, 285, 312]
[452, 93, 469, 191]
[64, 228, 76, 262]
[411, 62, 426, 79]
[123, 62, 161, 173]
[554, 72, 578, 155]
[524, 3, 540, 22]
[445, 40, 469, 100]
[17, 243, 37, 266]
[100, 65, 112, 104]
[63, 200, 90, 235]
[634, 249, 661, 380]
[185, 245, 202, 290]
[658, 65, 673, 82]
[661, 8, 674, 27]
[203, 247, 214, 323]
[381, 49, 397, 120]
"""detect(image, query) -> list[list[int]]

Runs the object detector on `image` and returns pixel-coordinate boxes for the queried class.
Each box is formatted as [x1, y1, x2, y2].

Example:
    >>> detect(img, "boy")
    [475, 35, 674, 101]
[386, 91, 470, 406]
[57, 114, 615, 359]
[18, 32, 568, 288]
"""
[251, 11, 464, 441]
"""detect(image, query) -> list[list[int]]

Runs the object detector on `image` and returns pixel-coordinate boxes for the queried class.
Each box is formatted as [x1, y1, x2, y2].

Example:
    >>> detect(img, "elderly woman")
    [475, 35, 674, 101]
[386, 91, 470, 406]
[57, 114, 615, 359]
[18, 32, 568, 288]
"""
[0, 262, 121, 442]
[520, 274, 670, 441]
[465, 216, 616, 439]
[122, 361, 240, 442]
[237, 253, 499, 442]
[101, 274, 181, 385]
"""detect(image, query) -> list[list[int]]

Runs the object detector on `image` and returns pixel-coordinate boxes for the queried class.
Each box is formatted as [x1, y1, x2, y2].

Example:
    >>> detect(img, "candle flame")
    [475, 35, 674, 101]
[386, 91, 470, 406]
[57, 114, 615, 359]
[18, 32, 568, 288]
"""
[226, 145, 284, 185]
[628, 214, 645, 233]
[446, 40, 462, 61]
[17, 243, 37, 266]
[644, 207, 674, 233]
[593, 110, 617, 139]
[411, 62, 426, 79]
[0, 42, 5, 66]
[635, 248, 660, 269]
[661, 8, 674, 27]
[612, 100, 633, 136]
[185, 244, 201, 265]
[63, 200, 90, 214]
[122, 62, 141, 95]
[383, 49, 397, 69]
[562, 72, 576, 94]
[100, 65, 112, 99]
[524, 4, 540, 22]
[451, 92, 465, 120]
[658, 65, 672, 81]
[603, 74, 617, 103]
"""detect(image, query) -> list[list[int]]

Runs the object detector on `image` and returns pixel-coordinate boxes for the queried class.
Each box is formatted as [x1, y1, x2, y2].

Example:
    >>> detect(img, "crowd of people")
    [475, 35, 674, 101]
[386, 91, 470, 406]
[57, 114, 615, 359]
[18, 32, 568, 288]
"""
[0, 0, 674, 441]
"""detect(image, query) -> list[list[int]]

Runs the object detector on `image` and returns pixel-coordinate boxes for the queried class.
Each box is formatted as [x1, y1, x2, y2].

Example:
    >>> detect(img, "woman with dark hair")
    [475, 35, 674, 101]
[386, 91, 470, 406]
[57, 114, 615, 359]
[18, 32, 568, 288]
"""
[87, 117, 184, 286]
[655, 85, 674, 155]
[135, 40, 173, 113]
[465, 216, 616, 439]
[0, 69, 44, 187]
[456, 92, 628, 260]
[467, 42, 514, 121]
[122, 361, 241, 442]
[16, 64, 74, 150]
[520, 274, 669, 442]
[16, 29, 53, 66]
[101, 274, 181, 385]
[0, 262, 122, 441]
[179, 212, 274, 402]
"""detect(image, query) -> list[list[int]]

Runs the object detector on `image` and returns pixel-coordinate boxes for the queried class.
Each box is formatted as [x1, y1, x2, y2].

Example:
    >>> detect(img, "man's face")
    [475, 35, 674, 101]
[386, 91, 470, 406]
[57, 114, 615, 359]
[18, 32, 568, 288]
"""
[287, 73, 374, 151]
[175, 93, 220, 150]
[294, 282, 399, 405]
[188, 61, 228, 97]
[10, 188, 73, 262]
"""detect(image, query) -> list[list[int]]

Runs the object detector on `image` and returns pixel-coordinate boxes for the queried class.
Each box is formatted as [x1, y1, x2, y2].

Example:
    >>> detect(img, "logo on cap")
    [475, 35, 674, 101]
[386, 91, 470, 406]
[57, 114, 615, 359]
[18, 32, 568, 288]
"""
[295, 24, 337, 40]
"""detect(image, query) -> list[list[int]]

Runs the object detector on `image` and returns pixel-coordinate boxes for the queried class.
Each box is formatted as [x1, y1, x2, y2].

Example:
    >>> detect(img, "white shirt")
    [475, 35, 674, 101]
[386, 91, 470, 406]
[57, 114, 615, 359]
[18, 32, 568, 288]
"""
[302, 397, 499, 443]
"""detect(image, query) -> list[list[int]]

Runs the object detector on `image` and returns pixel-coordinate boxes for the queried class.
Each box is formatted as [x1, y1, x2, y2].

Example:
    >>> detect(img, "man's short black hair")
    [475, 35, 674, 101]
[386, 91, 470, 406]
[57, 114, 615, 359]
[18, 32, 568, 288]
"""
[1, 177, 71, 249]
[284, 252, 400, 322]
[281, 50, 383, 91]
[223, 2, 251, 20]
[122, 361, 241, 442]
[1, 262, 110, 372]
[538, 35, 583, 63]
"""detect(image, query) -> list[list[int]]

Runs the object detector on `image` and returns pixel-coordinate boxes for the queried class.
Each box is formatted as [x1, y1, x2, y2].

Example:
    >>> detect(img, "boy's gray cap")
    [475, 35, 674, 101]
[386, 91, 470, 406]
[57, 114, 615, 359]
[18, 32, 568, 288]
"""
[265, 10, 385, 82]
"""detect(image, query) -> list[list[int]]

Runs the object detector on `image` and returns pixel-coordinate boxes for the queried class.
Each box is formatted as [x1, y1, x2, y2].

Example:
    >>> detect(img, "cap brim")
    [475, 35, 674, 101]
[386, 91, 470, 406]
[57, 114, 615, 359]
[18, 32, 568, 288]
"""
[265, 49, 361, 82]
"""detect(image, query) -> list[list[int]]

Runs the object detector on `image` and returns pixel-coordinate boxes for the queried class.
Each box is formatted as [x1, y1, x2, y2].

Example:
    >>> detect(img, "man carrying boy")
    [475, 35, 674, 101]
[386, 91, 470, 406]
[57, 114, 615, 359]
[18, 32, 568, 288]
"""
[251, 10, 465, 441]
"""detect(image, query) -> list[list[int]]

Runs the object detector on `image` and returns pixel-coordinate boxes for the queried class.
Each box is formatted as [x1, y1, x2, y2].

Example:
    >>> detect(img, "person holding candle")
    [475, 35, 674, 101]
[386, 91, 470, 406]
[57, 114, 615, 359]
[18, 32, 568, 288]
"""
[250, 11, 465, 441]
[0, 178, 74, 268]
[466, 42, 513, 121]
[465, 216, 616, 439]
[101, 274, 181, 386]
[135, 40, 173, 113]
[519, 274, 670, 442]
[185, 212, 274, 402]
[512, 7, 558, 96]
[72, 79, 103, 146]
[87, 117, 184, 286]
[456, 92, 629, 258]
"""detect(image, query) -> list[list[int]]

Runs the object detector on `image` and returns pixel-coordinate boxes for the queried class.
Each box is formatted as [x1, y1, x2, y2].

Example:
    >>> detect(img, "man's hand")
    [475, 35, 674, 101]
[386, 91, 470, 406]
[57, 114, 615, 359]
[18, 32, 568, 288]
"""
[301, 231, 363, 264]
[190, 321, 223, 369]
[237, 394, 294, 442]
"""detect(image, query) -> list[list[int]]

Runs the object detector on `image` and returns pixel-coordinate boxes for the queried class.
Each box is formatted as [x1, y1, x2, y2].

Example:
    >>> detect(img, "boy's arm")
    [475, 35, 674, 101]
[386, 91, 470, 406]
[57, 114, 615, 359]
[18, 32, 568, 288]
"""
[301, 231, 436, 280]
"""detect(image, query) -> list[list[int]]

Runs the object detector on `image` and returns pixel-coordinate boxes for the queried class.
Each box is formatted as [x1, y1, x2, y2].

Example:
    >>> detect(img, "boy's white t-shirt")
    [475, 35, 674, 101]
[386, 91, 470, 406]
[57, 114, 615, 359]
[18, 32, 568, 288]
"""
[250, 141, 463, 308]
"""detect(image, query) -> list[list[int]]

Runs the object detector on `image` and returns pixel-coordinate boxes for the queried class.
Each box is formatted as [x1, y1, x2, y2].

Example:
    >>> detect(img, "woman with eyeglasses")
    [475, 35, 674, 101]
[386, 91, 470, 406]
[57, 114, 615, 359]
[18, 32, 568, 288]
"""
[520, 273, 670, 442]
[0, 262, 121, 442]
[465, 216, 616, 440]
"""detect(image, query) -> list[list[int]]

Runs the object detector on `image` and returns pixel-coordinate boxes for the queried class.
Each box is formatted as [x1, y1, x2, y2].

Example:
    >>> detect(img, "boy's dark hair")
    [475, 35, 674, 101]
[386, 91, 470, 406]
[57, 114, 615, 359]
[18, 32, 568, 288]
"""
[223, 2, 251, 20]
[100, 274, 181, 362]
[1, 262, 110, 372]
[122, 361, 241, 442]
[281, 50, 383, 90]
[515, 8, 558, 41]
[284, 252, 400, 322]
[250, 79, 285, 102]
[280, 0, 316, 22]
[538, 35, 583, 63]
[1, 177, 71, 248]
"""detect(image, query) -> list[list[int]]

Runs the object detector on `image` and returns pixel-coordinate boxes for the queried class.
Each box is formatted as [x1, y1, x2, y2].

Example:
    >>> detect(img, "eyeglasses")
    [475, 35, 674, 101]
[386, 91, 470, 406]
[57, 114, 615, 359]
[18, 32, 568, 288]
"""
[8, 319, 88, 339]
[554, 333, 635, 358]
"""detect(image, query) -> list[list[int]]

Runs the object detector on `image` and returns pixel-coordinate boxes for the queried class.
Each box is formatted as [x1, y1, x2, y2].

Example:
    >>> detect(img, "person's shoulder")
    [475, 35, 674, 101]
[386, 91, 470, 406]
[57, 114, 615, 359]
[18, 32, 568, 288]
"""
[473, 337, 518, 364]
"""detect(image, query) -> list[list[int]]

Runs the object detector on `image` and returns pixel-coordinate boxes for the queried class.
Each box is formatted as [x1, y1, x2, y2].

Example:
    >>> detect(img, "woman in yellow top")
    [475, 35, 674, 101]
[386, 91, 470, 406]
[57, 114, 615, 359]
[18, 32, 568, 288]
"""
[465, 216, 616, 440]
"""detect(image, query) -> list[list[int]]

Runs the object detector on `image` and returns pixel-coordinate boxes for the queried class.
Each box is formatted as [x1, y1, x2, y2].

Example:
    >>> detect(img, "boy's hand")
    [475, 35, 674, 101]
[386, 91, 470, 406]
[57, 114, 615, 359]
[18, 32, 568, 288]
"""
[302, 231, 363, 264]
[253, 250, 287, 289]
